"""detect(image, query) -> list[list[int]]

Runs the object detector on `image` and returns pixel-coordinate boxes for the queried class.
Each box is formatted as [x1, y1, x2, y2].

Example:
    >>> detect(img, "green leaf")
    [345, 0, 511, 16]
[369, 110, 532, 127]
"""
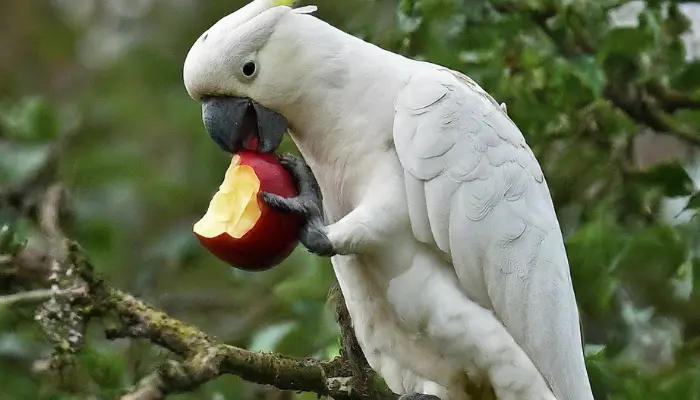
[584, 348, 616, 398]
[568, 56, 607, 97]
[0, 142, 52, 185]
[144, 222, 200, 266]
[248, 321, 298, 352]
[672, 61, 700, 91]
[566, 216, 623, 315]
[274, 278, 329, 303]
[657, 369, 700, 400]
[0, 223, 27, 256]
[0, 97, 58, 141]
[397, 10, 422, 34]
[598, 27, 655, 60]
[584, 344, 606, 359]
[77, 346, 125, 391]
[628, 161, 695, 197]
[324, 339, 341, 360]
[519, 45, 544, 69]
[638, 8, 662, 43]
[692, 256, 700, 289]
[667, 1, 694, 37]
[598, 26, 655, 82]
[615, 224, 686, 288]
[671, 258, 694, 301]
[683, 191, 700, 212]
[273, 255, 336, 302]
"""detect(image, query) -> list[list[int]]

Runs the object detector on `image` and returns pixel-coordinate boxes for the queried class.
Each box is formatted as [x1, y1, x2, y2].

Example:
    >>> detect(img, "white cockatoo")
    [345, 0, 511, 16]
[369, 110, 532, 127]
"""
[182, 1, 594, 399]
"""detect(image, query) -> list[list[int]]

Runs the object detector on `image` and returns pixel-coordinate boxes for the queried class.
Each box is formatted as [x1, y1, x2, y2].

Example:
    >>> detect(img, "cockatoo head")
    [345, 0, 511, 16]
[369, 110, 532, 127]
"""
[182, 0, 318, 154]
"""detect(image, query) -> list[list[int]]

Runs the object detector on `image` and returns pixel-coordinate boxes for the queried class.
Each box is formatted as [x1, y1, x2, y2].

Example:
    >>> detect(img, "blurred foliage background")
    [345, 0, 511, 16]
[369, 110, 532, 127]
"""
[2, 0, 700, 399]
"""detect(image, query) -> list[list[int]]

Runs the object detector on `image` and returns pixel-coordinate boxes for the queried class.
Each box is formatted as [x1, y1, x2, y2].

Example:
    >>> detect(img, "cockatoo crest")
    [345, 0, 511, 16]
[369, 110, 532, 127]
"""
[182, 0, 316, 101]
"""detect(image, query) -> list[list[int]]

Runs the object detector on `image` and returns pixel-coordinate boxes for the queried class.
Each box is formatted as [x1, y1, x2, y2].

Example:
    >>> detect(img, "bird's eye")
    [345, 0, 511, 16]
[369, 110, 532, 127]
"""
[242, 61, 256, 77]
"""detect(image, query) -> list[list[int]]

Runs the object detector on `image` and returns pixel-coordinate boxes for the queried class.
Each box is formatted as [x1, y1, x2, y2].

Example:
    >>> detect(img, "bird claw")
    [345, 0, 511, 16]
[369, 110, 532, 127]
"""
[260, 153, 336, 257]
[299, 223, 335, 257]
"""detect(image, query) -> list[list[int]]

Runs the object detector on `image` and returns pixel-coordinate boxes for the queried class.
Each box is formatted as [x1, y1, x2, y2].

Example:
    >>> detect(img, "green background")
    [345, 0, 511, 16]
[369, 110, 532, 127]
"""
[2, 1, 700, 399]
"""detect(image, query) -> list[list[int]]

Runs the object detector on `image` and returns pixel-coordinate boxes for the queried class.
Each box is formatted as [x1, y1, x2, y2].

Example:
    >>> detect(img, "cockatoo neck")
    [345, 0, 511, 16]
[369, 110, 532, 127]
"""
[272, 14, 415, 184]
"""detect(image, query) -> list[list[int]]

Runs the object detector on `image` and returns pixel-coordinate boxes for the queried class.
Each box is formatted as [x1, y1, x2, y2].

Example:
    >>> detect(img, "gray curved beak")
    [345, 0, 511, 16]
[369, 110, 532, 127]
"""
[201, 96, 287, 153]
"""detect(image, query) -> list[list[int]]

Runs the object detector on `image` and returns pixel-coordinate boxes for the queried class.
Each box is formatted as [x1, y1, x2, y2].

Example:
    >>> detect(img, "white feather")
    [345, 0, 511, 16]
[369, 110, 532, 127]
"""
[393, 68, 593, 400]
[183, 4, 593, 398]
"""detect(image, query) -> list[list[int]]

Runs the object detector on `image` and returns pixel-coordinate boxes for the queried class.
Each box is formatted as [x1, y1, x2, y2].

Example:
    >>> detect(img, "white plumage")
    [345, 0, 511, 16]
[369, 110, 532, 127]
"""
[394, 69, 593, 399]
[182, 2, 594, 399]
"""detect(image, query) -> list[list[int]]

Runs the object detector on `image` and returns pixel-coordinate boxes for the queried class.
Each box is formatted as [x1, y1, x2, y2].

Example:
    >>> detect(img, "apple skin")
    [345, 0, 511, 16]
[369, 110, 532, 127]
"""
[195, 150, 303, 271]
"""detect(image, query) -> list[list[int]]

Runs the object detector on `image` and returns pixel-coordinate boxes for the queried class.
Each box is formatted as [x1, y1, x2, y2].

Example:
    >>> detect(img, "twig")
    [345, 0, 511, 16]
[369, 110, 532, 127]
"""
[39, 183, 67, 245]
[37, 182, 71, 264]
[329, 285, 372, 382]
[0, 287, 84, 309]
[121, 373, 166, 400]
[604, 86, 700, 146]
[646, 82, 700, 113]
[1, 248, 51, 285]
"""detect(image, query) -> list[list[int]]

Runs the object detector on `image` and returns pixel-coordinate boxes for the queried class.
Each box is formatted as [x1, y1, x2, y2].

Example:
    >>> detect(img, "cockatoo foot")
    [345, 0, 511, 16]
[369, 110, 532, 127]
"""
[260, 153, 336, 257]
[399, 393, 442, 400]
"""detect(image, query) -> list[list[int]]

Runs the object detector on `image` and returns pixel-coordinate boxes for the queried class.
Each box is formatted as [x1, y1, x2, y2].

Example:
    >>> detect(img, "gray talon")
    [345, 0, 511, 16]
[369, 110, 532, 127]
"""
[260, 154, 336, 257]
[261, 192, 305, 214]
[301, 223, 335, 257]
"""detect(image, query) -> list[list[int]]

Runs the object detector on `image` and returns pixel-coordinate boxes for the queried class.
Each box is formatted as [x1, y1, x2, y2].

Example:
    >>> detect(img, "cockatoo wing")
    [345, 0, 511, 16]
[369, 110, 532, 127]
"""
[393, 68, 592, 400]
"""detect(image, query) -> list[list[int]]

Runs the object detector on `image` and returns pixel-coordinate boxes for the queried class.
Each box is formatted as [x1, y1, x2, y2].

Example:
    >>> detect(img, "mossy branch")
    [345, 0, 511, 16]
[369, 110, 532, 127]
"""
[0, 150, 397, 399]
[4, 234, 398, 400]
[10, 219, 398, 400]
[67, 252, 388, 400]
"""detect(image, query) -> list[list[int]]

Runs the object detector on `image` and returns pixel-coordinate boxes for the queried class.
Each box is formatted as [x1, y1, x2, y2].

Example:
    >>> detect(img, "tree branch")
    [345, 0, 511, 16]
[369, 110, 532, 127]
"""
[0, 287, 83, 309]
[329, 285, 372, 375]
[646, 81, 700, 113]
[0, 111, 400, 400]
[72, 240, 398, 400]
[604, 85, 700, 146]
[1, 156, 398, 399]
[3, 227, 398, 399]
[12, 210, 395, 399]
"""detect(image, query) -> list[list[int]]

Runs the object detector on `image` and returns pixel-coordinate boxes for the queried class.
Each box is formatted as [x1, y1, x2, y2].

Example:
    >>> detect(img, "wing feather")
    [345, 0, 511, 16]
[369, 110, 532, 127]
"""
[393, 68, 593, 400]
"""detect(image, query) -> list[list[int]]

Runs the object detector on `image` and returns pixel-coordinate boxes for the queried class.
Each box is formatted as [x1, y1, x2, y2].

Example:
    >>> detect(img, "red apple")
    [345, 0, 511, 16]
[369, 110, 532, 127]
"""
[193, 150, 303, 271]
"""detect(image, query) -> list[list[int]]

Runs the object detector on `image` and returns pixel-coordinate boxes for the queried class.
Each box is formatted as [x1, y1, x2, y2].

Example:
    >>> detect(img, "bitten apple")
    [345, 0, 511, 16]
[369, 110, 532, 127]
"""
[193, 150, 302, 271]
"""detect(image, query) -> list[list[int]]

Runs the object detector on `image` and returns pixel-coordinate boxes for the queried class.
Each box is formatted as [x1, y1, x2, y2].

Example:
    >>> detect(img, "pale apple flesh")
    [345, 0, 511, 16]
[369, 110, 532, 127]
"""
[193, 155, 262, 239]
